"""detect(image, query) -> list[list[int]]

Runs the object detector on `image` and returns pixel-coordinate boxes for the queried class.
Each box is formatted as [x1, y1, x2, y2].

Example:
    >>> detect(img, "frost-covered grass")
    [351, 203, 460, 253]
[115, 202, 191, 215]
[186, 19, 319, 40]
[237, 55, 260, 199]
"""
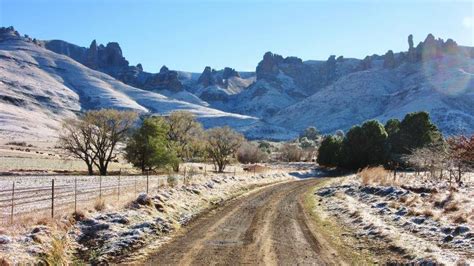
[0, 165, 295, 264]
[315, 172, 474, 264]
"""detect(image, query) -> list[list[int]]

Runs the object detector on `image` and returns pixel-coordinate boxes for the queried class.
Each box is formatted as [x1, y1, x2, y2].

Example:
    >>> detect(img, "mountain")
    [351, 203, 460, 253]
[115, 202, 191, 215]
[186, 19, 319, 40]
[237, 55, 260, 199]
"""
[0, 26, 295, 141]
[268, 35, 474, 135]
[1, 26, 473, 141]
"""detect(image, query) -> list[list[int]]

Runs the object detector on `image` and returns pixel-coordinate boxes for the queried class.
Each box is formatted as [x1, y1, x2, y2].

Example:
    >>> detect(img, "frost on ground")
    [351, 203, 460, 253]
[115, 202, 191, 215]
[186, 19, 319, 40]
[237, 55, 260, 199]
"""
[315, 173, 473, 264]
[0, 170, 293, 264]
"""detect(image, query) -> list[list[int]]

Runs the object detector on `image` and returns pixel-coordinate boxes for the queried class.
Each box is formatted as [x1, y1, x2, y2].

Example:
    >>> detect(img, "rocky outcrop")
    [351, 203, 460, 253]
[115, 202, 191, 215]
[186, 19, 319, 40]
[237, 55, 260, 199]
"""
[197, 66, 217, 87]
[222, 67, 240, 79]
[99, 42, 128, 68]
[144, 65, 183, 92]
[0, 26, 21, 41]
[85, 40, 99, 69]
[359, 55, 371, 70]
[383, 50, 396, 69]
[197, 66, 242, 88]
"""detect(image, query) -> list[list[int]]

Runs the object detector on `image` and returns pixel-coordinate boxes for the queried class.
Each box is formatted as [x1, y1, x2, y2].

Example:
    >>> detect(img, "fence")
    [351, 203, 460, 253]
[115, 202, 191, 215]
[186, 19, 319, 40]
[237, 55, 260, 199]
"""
[0, 165, 252, 225]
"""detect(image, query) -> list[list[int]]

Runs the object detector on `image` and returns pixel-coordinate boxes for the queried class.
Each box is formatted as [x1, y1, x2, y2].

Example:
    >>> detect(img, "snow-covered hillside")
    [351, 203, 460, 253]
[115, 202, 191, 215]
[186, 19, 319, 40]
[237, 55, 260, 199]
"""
[1, 26, 473, 140]
[0, 30, 282, 140]
[270, 56, 474, 134]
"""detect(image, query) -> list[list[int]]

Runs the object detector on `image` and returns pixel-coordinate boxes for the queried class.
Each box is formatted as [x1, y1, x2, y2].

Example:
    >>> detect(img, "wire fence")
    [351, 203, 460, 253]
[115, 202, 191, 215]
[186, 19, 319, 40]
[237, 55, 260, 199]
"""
[0, 174, 168, 224]
[0, 165, 257, 225]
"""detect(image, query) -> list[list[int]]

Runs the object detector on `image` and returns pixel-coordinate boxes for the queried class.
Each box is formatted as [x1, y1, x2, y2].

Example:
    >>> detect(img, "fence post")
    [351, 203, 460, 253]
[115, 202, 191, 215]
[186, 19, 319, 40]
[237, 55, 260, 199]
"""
[134, 175, 137, 195]
[10, 182, 14, 224]
[99, 175, 102, 199]
[51, 179, 55, 218]
[118, 174, 121, 201]
[146, 170, 149, 194]
[74, 177, 77, 213]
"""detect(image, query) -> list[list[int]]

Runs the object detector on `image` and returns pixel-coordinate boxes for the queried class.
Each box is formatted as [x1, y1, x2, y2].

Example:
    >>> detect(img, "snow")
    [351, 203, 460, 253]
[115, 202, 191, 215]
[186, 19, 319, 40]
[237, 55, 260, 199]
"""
[0, 39, 261, 140]
[270, 58, 474, 135]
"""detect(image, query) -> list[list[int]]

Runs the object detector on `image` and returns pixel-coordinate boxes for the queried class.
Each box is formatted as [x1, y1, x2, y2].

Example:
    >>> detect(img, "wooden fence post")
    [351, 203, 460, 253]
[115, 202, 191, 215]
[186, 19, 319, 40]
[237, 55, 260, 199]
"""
[51, 179, 55, 218]
[146, 170, 149, 194]
[134, 175, 137, 195]
[118, 174, 121, 201]
[99, 175, 102, 199]
[74, 177, 77, 213]
[10, 182, 14, 224]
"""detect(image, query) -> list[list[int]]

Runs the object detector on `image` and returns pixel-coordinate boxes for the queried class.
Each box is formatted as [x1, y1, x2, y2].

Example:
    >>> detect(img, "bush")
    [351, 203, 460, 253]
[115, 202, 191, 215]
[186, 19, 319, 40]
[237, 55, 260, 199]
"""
[389, 111, 442, 156]
[359, 166, 391, 185]
[94, 198, 106, 211]
[339, 120, 388, 170]
[317, 135, 342, 167]
[237, 142, 268, 164]
[279, 143, 304, 162]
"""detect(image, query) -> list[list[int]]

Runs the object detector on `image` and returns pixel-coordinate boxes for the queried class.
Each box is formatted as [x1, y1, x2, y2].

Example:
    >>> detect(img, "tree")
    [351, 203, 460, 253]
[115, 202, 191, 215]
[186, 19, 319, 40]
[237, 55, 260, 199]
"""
[390, 112, 442, 155]
[384, 119, 400, 136]
[403, 143, 448, 179]
[237, 141, 268, 164]
[205, 126, 244, 172]
[58, 118, 96, 175]
[447, 135, 474, 183]
[280, 143, 304, 162]
[86, 109, 137, 175]
[166, 111, 203, 169]
[300, 126, 320, 141]
[317, 135, 342, 167]
[125, 117, 178, 173]
[339, 120, 388, 170]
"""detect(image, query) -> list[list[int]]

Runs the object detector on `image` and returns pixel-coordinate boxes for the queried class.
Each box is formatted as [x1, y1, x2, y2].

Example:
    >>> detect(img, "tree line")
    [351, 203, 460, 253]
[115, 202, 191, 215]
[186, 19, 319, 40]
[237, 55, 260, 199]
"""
[317, 111, 473, 183]
[59, 109, 253, 175]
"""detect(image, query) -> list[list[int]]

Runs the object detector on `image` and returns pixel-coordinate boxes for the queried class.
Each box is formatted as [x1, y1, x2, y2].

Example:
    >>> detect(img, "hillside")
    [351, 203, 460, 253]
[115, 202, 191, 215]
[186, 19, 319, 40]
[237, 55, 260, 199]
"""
[0, 27, 287, 140]
[270, 56, 474, 134]
[1, 26, 473, 140]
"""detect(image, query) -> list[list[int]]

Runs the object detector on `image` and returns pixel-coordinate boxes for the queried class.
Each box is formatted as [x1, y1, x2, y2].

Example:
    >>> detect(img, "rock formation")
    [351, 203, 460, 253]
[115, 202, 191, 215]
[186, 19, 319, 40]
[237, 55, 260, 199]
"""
[383, 50, 396, 68]
[144, 65, 183, 92]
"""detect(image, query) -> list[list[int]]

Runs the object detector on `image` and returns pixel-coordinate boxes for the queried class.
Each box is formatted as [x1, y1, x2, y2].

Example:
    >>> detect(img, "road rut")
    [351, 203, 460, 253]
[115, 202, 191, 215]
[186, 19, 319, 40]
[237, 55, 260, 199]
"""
[146, 179, 341, 265]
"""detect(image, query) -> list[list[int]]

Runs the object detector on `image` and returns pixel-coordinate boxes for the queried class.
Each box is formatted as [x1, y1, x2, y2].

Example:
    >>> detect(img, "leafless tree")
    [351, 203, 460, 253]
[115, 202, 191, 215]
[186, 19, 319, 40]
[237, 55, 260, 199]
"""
[447, 135, 474, 184]
[60, 109, 137, 175]
[279, 143, 304, 162]
[58, 118, 96, 175]
[237, 141, 268, 164]
[86, 109, 138, 175]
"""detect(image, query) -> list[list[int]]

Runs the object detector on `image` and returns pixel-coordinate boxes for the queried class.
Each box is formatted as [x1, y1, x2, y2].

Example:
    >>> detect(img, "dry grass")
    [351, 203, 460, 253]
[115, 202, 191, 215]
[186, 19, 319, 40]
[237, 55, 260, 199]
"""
[452, 214, 468, 224]
[72, 210, 86, 222]
[41, 235, 69, 265]
[167, 175, 178, 188]
[443, 202, 460, 213]
[94, 198, 106, 211]
[422, 209, 434, 217]
[359, 166, 393, 186]
[388, 201, 400, 209]
[406, 195, 420, 207]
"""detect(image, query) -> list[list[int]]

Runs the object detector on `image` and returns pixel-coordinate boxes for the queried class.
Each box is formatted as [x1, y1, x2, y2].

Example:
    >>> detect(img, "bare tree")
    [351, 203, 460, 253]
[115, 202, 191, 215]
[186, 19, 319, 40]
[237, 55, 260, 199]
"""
[237, 141, 268, 164]
[86, 109, 138, 175]
[58, 118, 96, 175]
[447, 135, 474, 183]
[205, 126, 244, 172]
[279, 143, 304, 162]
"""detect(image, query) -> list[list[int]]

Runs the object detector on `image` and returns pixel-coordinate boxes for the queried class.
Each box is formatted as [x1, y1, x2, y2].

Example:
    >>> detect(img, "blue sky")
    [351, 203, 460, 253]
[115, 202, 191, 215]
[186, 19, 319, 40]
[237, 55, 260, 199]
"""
[1, 0, 473, 72]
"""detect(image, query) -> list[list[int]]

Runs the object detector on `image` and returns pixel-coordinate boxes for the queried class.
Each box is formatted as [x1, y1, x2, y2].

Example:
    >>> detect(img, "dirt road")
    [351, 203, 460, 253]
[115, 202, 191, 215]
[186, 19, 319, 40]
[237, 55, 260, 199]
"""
[146, 179, 342, 265]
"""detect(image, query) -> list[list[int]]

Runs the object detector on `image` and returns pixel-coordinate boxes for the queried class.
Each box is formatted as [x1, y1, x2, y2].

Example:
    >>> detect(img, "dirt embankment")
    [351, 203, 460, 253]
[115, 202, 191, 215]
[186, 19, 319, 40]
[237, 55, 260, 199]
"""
[146, 179, 342, 265]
